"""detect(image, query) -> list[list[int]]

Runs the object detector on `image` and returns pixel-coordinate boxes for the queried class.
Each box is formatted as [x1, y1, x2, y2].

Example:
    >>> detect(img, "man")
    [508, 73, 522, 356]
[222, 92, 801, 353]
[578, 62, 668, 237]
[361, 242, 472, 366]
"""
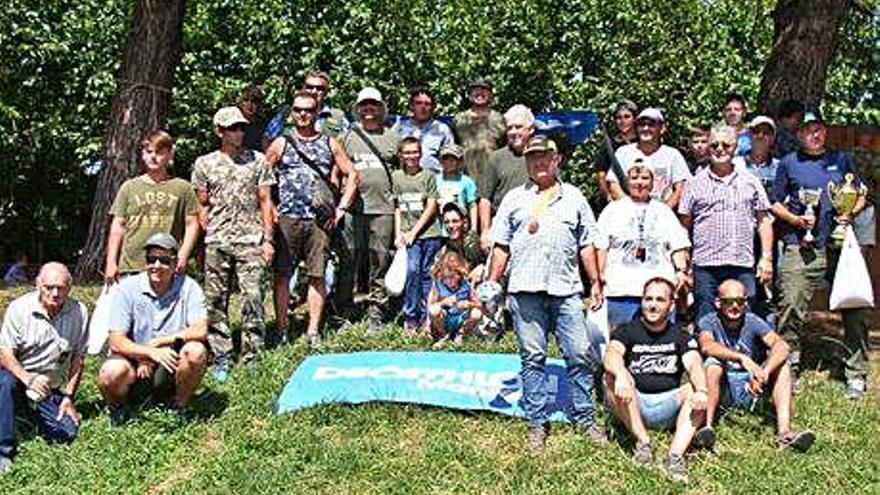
[192, 106, 276, 381]
[453, 78, 506, 184]
[772, 99, 804, 159]
[696, 279, 815, 452]
[266, 90, 359, 347]
[337, 87, 400, 330]
[477, 104, 535, 252]
[435, 202, 485, 284]
[680, 126, 774, 321]
[721, 92, 751, 156]
[238, 85, 266, 151]
[770, 110, 870, 399]
[685, 124, 712, 174]
[594, 99, 638, 201]
[263, 71, 349, 146]
[393, 88, 455, 174]
[607, 108, 691, 210]
[596, 165, 691, 329]
[0, 263, 88, 472]
[488, 136, 606, 452]
[604, 278, 708, 483]
[97, 234, 209, 424]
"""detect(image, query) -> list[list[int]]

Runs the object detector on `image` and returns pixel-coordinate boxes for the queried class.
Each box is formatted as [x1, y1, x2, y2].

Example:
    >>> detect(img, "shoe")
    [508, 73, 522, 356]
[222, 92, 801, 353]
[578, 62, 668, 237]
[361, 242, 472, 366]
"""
[527, 424, 549, 454]
[452, 333, 464, 345]
[694, 426, 716, 449]
[108, 404, 131, 427]
[662, 453, 689, 483]
[403, 319, 419, 335]
[212, 355, 230, 384]
[846, 378, 866, 400]
[778, 430, 816, 452]
[305, 332, 322, 350]
[632, 441, 653, 466]
[580, 422, 609, 446]
[0, 456, 12, 474]
[432, 335, 450, 349]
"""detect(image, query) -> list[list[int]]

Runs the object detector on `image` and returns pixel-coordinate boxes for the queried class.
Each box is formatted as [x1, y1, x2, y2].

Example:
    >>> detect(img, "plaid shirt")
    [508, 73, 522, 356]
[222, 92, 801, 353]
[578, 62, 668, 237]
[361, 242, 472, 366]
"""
[679, 168, 769, 267]
[492, 182, 597, 296]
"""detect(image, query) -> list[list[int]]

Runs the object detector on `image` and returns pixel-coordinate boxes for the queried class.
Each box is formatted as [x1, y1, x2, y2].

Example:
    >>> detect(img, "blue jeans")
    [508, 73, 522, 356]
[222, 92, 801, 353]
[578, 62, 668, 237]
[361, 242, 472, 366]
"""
[693, 265, 756, 321]
[509, 292, 602, 427]
[402, 237, 443, 323]
[0, 369, 78, 459]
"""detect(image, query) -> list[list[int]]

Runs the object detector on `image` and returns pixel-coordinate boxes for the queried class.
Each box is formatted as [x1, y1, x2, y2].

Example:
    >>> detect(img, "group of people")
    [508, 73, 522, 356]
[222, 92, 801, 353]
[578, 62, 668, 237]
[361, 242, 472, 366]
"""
[0, 71, 874, 482]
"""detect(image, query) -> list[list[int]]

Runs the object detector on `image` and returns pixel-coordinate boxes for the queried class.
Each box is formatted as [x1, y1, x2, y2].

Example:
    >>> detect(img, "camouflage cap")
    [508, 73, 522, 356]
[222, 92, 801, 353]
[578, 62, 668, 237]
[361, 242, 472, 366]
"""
[213, 106, 249, 128]
[439, 144, 464, 159]
[523, 135, 558, 155]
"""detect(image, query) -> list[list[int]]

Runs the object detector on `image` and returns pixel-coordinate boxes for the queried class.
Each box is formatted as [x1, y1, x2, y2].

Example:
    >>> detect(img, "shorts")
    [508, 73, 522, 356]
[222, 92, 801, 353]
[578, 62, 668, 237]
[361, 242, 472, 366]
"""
[636, 387, 682, 430]
[104, 354, 177, 406]
[274, 217, 330, 278]
[705, 357, 766, 409]
[444, 310, 467, 333]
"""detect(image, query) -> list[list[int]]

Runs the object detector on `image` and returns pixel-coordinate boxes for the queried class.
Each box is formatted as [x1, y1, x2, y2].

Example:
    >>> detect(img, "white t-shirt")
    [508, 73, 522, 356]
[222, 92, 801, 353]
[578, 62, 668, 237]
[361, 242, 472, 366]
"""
[607, 144, 692, 201]
[595, 197, 691, 297]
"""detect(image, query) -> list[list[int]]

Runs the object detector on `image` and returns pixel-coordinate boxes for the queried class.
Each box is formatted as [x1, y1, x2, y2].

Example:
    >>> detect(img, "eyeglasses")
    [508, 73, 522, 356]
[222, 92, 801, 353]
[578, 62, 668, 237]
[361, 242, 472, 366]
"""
[637, 119, 660, 127]
[145, 254, 175, 266]
[222, 124, 245, 132]
[710, 141, 736, 151]
[719, 296, 747, 307]
[292, 106, 316, 114]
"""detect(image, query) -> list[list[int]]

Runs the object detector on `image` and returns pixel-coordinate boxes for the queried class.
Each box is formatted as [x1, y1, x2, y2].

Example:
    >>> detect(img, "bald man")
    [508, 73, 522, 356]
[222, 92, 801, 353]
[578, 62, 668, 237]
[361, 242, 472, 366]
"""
[696, 279, 814, 452]
[0, 263, 89, 471]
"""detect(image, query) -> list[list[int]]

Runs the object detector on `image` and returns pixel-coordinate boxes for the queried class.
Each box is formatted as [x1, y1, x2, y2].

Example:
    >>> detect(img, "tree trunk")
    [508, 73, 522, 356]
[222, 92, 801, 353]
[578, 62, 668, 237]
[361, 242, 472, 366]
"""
[757, 0, 851, 116]
[75, 0, 187, 280]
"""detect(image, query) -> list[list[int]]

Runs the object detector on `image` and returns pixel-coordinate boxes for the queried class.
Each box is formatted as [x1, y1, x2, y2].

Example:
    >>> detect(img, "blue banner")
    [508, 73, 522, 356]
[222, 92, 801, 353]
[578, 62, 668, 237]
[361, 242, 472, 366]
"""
[276, 351, 576, 422]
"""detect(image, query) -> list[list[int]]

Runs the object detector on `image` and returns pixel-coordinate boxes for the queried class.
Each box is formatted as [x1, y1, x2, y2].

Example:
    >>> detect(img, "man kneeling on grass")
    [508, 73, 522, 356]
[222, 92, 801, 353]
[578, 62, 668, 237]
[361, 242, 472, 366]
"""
[695, 279, 815, 452]
[603, 277, 708, 483]
[98, 233, 209, 425]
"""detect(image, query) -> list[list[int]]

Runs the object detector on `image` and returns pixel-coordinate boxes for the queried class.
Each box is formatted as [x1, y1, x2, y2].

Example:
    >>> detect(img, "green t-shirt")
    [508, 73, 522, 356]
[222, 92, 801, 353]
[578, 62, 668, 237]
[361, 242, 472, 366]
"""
[110, 176, 198, 272]
[340, 125, 400, 215]
[392, 168, 442, 239]
[453, 109, 506, 183]
[478, 146, 530, 216]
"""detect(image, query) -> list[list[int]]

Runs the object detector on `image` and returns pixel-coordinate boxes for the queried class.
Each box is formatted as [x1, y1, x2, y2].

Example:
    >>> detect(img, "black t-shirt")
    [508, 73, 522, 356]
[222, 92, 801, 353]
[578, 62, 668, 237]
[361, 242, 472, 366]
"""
[610, 319, 697, 394]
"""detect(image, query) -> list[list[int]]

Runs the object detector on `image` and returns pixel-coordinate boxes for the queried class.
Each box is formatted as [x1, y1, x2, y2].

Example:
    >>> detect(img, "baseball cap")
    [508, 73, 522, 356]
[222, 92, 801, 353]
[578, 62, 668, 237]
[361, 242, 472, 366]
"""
[441, 201, 466, 217]
[213, 106, 249, 128]
[636, 108, 665, 123]
[143, 233, 179, 253]
[356, 87, 384, 105]
[468, 78, 493, 91]
[800, 109, 824, 127]
[523, 135, 558, 155]
[439, 144, 464, 159]
[748, 115, 776, 132]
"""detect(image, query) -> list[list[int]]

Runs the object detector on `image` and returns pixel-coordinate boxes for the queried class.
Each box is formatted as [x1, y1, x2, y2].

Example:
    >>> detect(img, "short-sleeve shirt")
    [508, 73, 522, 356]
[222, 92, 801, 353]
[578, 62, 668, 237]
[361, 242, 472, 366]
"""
[491, 182, 597, 297]
[393, 117, 455, 175]
[698, 312, 771, 371]
[0, 291, 89, 388]
[339, 125, 400, 215]
[109, 273, 207, 345]
[432, 232, 486, 274]
[608, 144, 692, 202]
[593, 134, 634, 173]
[436, 173, 478, 212]
[733, 155, 779, 196]
[478, 146, 529, 217]
[191, 149, 276, 246]
[679, 168, 770, 267]
[595, 198, 690, 297]
[392, 169, 442, 239]
[611, 319, 698, 394]
[110, 176, 198, 273]
[770, 150, 862, 247]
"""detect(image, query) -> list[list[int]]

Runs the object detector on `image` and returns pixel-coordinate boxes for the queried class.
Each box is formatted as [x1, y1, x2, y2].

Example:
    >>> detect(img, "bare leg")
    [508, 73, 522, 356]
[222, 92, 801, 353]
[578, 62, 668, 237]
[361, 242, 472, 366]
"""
[604, 373, 650, 445]
[771, 363, 794, 435]
[428, 303, 445, 340]
[669, 384, 704, 456]
[97, 358, 136, 405]
[306, 277, 326, 336]
[175, 342, 209, 407]
[705, 365, 723, 428]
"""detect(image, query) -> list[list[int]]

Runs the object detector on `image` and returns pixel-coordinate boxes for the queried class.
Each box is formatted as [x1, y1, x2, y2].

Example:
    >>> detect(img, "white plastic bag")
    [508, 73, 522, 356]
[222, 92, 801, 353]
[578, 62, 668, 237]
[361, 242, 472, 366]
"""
[384, 247, 407, 296]
[87, 284, 114, 355]
[586, 302, 610, 358]
[830, 226, 874, 310]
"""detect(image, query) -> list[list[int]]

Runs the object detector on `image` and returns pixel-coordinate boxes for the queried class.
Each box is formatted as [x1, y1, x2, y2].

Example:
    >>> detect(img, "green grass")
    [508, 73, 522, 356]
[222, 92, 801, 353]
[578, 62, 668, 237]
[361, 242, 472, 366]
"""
[1, 284, 878, 494]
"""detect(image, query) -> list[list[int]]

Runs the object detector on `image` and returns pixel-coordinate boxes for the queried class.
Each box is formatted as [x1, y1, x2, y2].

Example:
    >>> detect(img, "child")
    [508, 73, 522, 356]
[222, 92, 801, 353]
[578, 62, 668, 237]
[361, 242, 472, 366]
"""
[393, 137, 444, 333]
[428, 250, 482, 346]
[435, 144, 479, 231]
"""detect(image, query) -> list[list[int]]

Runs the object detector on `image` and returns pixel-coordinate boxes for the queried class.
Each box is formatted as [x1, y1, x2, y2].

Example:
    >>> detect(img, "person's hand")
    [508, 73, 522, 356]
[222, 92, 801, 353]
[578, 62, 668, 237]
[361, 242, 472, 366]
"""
[674, 270, 692, 292]
[746, 376, 765, 396]
[27, 373, 51, 401]
[261, 241, 275, 264]
[794, 215, 815, 230]
[456, 300, 472, 310]
[480, 233, 492, 253]
[756, 257, 773, 285]
[149, 347, 179, 373]
[589, 280, 604, 311]
[271, 207, 279, 225]
[328, 207, 346, 229]
[691, 389, 708, 410]
[614, 373, 635, 402]
[174, 257, 187, 274]
[136, 361, 156, 380]
[56, 396, 80, 426]
[104, 261, 119, 285]
[402, 230, 416, 247]
[441, 296, 458, 308]
[739, 355, 765, 382]
[835, 213, 853, 226]
[395, 233, 406, 248]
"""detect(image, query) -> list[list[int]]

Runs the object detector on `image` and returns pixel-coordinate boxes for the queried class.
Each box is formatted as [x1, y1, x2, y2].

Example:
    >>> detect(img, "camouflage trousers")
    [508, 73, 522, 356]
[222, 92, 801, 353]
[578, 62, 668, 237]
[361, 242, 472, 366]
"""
[204, 243, 266, 358]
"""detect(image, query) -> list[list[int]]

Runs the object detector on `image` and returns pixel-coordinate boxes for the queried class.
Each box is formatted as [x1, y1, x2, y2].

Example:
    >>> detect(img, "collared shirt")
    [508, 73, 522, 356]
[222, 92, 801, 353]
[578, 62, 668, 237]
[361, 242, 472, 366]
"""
[679, 167, 770, 267]
[393, 117, 455, 175]
[733, 155, 779, 196]
[109, 272, 207, 345]
[491, 181, 597, 297]
[0, 291, 88, 388]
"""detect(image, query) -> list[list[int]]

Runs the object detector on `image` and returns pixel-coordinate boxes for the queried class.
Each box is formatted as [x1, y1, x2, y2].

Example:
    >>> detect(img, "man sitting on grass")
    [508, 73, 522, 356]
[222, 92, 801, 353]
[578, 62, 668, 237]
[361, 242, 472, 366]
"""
[97, 233, 209, 425]
[603, 277, 708, 483]
[695, 279, 815, 452]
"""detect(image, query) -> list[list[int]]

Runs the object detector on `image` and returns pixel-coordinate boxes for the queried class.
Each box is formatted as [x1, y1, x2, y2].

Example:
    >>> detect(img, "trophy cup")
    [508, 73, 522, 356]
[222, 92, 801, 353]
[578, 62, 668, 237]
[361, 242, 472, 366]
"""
[828, 173, 867, 244]
[798, 188, 822, 243]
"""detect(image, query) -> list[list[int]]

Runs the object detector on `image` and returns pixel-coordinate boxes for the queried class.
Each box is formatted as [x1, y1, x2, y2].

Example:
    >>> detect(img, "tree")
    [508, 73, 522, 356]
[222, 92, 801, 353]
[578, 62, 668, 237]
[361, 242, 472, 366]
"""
[757, 0, 852, 115]
[75, 0, 187, 279]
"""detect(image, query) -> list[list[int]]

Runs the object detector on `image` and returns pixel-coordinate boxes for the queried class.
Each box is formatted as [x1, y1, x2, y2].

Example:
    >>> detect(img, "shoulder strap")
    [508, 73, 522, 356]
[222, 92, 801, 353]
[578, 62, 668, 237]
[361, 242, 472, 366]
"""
[282, 133, 335, 191]
[351, 125, 395, 187]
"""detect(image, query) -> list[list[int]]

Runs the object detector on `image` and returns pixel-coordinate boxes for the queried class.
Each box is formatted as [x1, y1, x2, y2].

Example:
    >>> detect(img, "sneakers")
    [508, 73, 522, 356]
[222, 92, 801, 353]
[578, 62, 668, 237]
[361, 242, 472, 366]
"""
[694, 426, 716, 449]
[632, 441, 653, 466]
[527, 424, 549, 454]
[107, 404, 131, 427]
[0, 456, 12, 474]
[662, 453, 689, 483]
[432, 335, 450, 349]
[212, 355, 230, 384]
[305, 332, 322, 350]
[846, 378, 866, 400]
[777, 430, 816, 452]
[580, 422, 609, 446]
[403, 319, 420, 335]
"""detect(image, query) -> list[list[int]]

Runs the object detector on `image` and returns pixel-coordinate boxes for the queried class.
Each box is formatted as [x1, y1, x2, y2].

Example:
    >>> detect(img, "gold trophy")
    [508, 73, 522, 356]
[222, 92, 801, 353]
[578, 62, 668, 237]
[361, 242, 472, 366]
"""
[828, 173, 867, 244]
[798, 188, 822, 243]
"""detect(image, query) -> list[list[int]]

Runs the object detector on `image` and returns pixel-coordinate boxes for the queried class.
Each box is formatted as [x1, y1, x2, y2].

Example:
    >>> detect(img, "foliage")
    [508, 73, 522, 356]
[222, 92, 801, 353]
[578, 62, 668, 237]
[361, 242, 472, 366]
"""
[1, 0, 878, 265]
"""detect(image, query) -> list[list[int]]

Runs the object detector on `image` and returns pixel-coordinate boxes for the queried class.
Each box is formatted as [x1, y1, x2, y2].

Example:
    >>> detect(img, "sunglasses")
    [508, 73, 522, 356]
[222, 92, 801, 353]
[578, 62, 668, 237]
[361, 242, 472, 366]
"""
[292, 106, 317, 114]
[710, 141, 736, 151]
[145, 254, 175, 267]
[304, 84, 328, 92]
[719, 296, 747, 307]
[222, 123, 245, 132]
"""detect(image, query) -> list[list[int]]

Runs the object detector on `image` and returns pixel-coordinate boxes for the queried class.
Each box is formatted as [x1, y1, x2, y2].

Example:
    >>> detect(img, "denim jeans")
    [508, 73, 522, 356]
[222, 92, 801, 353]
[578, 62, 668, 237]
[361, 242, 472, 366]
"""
[402, 237, 443, 323]
[509, 292, 602, 427]
[0, 369, 78, 459]
[693, 265, 756, 321]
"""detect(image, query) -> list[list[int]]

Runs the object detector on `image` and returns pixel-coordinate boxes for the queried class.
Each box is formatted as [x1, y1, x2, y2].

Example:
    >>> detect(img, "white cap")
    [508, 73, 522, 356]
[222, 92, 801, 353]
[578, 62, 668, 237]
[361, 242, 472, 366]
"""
[748, 115, 776, 132]
[636, 107, 665, 123]
[356, 87, 384, 105]
[213, 106, 248, 128]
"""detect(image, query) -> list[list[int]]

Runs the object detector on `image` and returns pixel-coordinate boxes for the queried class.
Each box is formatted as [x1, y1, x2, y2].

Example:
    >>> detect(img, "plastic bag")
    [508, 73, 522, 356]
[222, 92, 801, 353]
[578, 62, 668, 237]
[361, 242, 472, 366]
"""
[830, 226, 874, 310]
[586, 302, 610, 358]
[384, 247, 407, 296]
[87, 284, 114, 355]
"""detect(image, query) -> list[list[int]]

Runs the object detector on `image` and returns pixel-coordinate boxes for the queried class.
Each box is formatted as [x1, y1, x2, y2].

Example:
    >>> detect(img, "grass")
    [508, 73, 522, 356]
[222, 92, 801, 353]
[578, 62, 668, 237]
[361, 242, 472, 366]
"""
[1, 283, 878, 494]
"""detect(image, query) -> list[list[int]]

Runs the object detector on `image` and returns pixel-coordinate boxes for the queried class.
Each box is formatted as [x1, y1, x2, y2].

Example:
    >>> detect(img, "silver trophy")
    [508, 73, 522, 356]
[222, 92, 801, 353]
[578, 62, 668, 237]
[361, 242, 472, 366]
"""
[798, 188, 822, 243]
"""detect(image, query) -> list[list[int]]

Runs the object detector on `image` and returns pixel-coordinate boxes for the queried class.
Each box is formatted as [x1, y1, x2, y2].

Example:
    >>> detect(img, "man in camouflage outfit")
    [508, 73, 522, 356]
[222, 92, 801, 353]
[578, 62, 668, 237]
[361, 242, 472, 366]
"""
[192, 106, 276, 382]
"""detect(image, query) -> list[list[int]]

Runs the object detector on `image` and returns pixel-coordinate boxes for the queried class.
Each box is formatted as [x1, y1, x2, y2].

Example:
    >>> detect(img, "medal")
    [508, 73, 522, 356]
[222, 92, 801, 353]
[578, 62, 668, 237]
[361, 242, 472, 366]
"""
[528, 217, 539, 234]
